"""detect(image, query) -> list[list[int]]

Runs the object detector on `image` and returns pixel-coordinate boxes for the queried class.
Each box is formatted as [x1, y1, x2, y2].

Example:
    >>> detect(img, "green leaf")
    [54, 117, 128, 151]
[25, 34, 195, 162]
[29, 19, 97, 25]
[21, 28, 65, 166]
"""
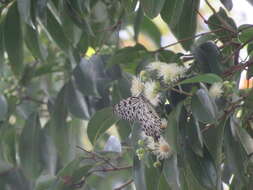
[87, 107, 118, 145]
[161, 0, 200, 50]
[25, 24, 45, 61]
[180, 74, 222, 85]
[203, 118, 228, 164]
[224, 119, 248, 184]
[19, 113, 43, 179]
[40, 7, 70, 52]
[140, 0, 165, 18]
[108, 44, 149, 73]
[208, 8, 237, 43]
[166, 102, 183, 152]
[193, 42, 223, 75]
[1, 125, 16, 164]
[73, 57, 101, 97]
[131, 14, 161, 48]
[65, 80, 90, 119]
[49, 86, 75, 164]
[185, 147, 218, 189]
[17, 0, 31, 24]
[4, 2, 24, 75]
[0, 95, 8, 120]
[238, 24, 253, 43]
[64, 0, 94, 36]
[191, 89, 217, 124]
[133, 155, 147, 190]
[163, 155, 180, 190]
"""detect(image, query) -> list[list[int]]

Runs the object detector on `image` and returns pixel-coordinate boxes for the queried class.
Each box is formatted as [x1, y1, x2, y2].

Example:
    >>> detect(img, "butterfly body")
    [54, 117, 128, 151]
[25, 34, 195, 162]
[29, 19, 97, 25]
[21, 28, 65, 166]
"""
[113, 95, 162, 141]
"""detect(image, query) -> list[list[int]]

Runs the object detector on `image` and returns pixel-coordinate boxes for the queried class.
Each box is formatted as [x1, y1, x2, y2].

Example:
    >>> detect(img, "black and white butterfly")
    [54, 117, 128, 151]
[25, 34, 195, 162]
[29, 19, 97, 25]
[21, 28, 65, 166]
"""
[113, 95, 162, 141]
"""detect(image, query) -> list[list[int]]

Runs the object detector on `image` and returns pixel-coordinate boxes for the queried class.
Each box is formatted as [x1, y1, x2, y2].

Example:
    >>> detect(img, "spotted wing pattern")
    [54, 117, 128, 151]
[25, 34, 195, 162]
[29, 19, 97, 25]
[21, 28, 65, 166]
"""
[113, 95, 162, 141]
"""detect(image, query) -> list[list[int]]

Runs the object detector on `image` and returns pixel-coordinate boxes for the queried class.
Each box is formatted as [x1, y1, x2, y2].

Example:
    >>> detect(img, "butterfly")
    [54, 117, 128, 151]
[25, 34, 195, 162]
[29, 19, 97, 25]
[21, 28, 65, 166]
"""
[113, 95, 162, 141]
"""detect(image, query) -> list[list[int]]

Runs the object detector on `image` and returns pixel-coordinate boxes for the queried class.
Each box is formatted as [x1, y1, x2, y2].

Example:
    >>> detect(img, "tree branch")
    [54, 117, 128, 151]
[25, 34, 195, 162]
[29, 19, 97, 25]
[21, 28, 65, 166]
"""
[114, 179, 134, 190]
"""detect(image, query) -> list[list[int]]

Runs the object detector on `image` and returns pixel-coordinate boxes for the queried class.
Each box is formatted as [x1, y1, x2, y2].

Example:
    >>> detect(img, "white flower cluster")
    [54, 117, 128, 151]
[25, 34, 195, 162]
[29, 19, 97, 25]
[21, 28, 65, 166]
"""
[146, 135, 172, 160]
[147, 61, 187, 83]
[130, 77, 161, 106]
[209, 82, 223, 99]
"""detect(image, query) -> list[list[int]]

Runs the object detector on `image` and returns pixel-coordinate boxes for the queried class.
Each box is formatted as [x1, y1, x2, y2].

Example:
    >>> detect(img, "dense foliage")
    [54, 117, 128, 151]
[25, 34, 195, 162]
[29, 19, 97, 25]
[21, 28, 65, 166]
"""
[0, 0, 253, 189]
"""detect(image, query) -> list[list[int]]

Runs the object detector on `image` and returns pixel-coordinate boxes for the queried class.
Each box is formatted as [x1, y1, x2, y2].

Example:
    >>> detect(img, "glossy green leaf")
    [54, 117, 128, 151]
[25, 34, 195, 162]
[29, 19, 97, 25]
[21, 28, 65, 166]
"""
[17, 0, 31, 24]
[65, 80, 90, 119]
[4, 2, 24, 75]
[193, 42, 223, 75]
[208, 8, 237, 43]
[140, 0, 165, 18]
[0, 95, 8, 120]
[161, 0, 200, 50]
[163, 155, 180, 190]
[19, 113, 43, 179]
[191, 89, 217, 124]
[87, 107, 118, 145]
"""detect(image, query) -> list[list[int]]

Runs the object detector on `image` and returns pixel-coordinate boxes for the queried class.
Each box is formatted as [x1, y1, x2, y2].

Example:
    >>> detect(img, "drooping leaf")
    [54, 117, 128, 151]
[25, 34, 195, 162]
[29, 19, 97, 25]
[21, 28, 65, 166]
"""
[40, 7, 70, 52]
[163, 155, 180, 190]
[25, 24, 45, 61]
[87, 107, 118, 145]
[186, 147, 218, 189]
[224, 119, 248, 184]
[161, 0, 200, 50]
[65, 80, 90, 119]
[19, 113, 43, 179]
[191, 89, 218, 124]
[133, 155, 147, 190]
[49, 86, 75, 164]
[4, 2, 24, 75]
[17, 0, 31, 25]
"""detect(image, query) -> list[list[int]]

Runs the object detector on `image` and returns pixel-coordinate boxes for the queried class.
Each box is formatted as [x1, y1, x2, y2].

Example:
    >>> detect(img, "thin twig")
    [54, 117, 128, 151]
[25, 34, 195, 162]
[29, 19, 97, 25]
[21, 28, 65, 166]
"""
[171, 87, 193, 96]
[223, 61, 253, 77]
[76, 146, 117, 169]
[154, 28, 223, 52]
[114, 179, 134, 190]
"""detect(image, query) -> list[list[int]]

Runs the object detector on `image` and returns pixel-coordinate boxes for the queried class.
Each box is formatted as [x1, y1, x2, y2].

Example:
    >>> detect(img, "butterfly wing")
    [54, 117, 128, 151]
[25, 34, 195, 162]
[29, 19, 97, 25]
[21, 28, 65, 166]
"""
[113, 95, 162, 141]
[113, 96, 142, 121]
[136, 97, 162, 141]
